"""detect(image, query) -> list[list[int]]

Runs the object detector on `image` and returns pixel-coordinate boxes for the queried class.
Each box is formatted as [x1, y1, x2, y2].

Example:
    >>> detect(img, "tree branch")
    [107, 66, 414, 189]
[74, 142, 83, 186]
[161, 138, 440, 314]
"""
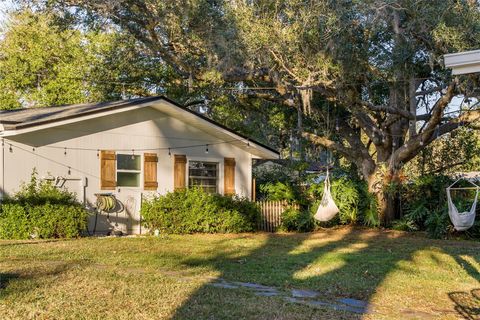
[361, 101, 415, 119]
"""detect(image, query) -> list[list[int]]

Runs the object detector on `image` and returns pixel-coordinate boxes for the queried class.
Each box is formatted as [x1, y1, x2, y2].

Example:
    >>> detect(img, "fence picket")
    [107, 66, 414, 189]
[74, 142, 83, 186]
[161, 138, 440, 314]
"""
[257, 200, 293, 232]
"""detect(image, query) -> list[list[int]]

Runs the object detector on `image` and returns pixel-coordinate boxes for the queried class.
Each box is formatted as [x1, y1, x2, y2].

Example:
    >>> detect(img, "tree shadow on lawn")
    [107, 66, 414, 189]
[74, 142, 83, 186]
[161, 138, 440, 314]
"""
[0, 260, 89, 300]
[171, 227, 480, 319]
[448, 255, 480, 320]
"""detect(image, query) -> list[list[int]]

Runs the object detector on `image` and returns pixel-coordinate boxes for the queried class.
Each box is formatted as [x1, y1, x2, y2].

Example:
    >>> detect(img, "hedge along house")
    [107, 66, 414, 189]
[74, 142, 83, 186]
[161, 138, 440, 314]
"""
[0, 96, 279, 235]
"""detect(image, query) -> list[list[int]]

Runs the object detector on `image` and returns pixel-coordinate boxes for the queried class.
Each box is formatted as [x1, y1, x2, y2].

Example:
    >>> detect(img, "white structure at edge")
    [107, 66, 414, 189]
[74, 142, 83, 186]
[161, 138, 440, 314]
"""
[444, 49, 480, 75]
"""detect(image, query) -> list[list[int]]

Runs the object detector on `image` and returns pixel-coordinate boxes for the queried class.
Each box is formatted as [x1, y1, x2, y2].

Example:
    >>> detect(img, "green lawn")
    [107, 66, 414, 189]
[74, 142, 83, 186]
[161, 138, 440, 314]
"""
[0, 227, 479, 319]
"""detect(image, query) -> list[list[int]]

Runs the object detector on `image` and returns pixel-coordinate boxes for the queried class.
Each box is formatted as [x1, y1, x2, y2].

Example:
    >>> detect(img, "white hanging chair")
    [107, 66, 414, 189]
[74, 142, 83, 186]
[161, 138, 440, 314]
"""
[446, 179, 479, 231]
[314, 170, 339, 222]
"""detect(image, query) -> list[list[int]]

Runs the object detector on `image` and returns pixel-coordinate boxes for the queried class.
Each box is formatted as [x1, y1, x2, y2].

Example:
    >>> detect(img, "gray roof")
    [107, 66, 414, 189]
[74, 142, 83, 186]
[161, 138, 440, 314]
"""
[0, 96, 163, 131]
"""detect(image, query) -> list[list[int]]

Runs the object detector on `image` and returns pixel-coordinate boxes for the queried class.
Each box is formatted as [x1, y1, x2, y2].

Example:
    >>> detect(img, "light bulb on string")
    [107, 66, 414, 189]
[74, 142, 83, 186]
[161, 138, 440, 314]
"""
[68, 167, 71, 175]
[96, 149, 99, 158]
[205, 144, 209, 154]
[1, 139, 4, 147]
[419, 141, 424, 146]
[9, 144, 13, 153]
[168, 148, 171, 157]
[32, 147, 35, 152]
[64, 147, 67, 156]
[131, 150, 135, 160]
[246, 140, 250, 148]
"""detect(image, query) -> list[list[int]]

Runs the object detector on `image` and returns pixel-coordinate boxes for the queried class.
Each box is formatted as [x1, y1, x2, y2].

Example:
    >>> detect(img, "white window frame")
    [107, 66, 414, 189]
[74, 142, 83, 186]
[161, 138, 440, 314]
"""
[187, 158, 221, 194]
[116, 153, 143, 189]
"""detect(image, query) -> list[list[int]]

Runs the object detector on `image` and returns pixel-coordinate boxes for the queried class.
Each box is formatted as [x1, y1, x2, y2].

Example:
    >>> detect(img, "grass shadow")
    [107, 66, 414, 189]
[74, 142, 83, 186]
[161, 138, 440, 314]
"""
[449, 289, 480, 320]
[170, 228, 440, 318]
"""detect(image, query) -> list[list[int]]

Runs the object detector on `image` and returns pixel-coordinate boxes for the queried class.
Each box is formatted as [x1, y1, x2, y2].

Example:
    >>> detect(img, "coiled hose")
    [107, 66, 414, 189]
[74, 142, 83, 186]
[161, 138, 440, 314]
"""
[91, 194, 118, 235]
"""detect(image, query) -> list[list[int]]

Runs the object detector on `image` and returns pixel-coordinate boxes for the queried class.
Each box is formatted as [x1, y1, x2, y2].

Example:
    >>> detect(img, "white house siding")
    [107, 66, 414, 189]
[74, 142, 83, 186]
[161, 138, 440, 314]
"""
[0, 107, 255, 235]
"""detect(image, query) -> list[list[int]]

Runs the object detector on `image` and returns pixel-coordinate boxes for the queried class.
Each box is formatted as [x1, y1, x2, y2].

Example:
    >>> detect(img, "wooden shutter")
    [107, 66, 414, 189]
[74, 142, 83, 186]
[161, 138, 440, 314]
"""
[224, 157, 236, 195]
[100, 150, 116, 190]
[174, 155, 187, 190]
[144, 153, 158, 190]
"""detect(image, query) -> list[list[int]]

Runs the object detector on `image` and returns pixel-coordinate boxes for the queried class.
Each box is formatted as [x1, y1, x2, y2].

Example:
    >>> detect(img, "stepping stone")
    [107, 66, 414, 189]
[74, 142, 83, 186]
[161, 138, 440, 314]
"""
[255, 291, 280, 297]
[209, 282, 239, 289]
[233, 281, 277, 291]
[291, 289, 319, 298]
[285, 297, 368, 314]
[337, 298, 369, 308]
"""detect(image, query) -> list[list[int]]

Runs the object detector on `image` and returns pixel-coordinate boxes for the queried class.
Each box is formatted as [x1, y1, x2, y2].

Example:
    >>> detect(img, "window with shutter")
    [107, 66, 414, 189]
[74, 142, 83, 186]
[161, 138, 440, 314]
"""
[100, 150, 116, 190]
[224, 157, 236, 195]
[144, 153, 158, 190]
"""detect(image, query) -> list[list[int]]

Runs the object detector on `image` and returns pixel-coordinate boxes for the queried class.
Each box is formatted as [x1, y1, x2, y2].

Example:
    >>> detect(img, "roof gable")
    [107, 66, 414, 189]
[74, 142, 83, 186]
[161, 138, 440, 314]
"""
[0, 96, 279, 159]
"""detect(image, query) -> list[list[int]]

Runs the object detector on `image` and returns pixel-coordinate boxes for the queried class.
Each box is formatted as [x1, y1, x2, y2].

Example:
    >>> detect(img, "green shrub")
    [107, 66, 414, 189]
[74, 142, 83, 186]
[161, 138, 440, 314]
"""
[259, 182, 300, 203]
[280, 207, 314, 232]
[392, 218, 418, 232]
[401, 175, 453, 231]
[308, 176, 376, 226]
[362, 192, 380, 227]
[0, 204, 30, 239]
[28, 204, 90, 238]
[0, 170, 90, 239]
[141, 188, 260, 234]
[399, 174, 479, 238]
[425, 209, 451, 239]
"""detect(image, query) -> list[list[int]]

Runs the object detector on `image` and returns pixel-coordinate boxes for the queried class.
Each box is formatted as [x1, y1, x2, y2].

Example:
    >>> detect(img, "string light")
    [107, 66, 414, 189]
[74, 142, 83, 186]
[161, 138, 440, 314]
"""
[131, 149, 135, 160]
[32, 147, 35, 152]
[67, 167, 71, 175]
[205, 144, 209, 154]
[168, 148, 171, 157]
[96, 149, 99, 158]
[64, 147, 67, 156]
[246, 140, 250, 148]
[9, 144, 13, 153]
[420, 141, 424, 146]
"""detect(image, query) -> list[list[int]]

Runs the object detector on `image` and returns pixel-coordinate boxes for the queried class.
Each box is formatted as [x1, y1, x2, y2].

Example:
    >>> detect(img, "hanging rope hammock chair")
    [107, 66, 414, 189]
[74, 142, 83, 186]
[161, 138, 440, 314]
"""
[314, 169, 339, 221]
[446, 179, 479, 231]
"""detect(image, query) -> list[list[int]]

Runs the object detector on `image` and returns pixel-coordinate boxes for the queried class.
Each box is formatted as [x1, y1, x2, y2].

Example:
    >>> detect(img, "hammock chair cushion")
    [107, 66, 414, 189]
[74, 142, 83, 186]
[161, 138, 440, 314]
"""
[314, 173, 339, 222]
[446, 179, 479, 231]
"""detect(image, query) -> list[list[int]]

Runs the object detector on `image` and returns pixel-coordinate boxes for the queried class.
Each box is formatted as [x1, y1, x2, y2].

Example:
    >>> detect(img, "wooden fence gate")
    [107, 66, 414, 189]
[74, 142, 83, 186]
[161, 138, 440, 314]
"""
[257, 200, 299, 232]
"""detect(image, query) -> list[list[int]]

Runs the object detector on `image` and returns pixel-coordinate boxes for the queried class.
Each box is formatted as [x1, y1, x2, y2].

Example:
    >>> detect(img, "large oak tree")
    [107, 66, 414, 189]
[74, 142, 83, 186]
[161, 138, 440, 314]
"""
[28, 0, 480, 224]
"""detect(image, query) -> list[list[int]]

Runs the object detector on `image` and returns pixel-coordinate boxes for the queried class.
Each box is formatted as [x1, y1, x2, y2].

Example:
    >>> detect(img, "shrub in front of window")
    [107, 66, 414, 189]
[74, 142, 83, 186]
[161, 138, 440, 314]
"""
[0, 169, 90, 239]
[141, 188, 260, 234]
[279, 207, 315, 232]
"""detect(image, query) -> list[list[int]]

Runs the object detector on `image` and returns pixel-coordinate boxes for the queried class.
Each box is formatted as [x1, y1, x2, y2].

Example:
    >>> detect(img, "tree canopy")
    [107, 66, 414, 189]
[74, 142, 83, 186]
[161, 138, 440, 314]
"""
[0, 9, 172, 109]
[10, 0, 480, 223]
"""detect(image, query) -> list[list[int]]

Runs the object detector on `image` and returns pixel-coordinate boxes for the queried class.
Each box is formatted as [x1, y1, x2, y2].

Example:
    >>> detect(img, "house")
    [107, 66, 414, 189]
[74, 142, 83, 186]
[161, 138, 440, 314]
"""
[444, 49, 480, 75]
[0, 96, 279, 235]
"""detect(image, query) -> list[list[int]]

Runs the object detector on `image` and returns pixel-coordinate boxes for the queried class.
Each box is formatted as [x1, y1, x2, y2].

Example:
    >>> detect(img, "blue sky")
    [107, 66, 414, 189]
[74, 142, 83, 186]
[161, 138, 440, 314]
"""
[0, 0, 15, 28]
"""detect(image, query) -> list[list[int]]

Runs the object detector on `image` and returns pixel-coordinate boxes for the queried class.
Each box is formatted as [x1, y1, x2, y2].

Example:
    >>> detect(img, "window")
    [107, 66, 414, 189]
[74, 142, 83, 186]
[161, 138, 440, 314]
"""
[117, 154, 141, 187]
[188, 161, 218, 193]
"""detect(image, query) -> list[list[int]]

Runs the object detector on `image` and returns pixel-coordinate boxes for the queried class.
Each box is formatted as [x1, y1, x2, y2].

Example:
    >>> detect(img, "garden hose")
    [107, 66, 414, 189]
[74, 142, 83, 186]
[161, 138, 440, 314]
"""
[92, 194, 118, 235]
[97, 195, 116, 211]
